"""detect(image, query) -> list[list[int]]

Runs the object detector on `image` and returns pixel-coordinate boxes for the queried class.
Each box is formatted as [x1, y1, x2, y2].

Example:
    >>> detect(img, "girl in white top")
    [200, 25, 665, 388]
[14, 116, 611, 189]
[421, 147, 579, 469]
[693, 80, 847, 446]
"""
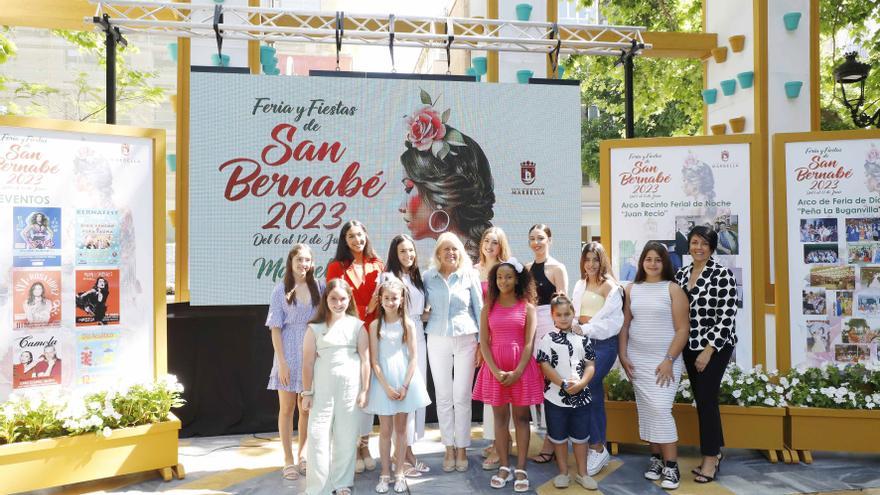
[570, 242, 624, 476]
[370, 234, 430, 477]
[474, 226, 513, 471]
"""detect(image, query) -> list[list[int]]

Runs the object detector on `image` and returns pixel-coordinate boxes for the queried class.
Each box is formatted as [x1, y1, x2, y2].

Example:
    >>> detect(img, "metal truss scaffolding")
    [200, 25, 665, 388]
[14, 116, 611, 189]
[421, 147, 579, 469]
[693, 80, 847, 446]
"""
[87, 0, 650, 57]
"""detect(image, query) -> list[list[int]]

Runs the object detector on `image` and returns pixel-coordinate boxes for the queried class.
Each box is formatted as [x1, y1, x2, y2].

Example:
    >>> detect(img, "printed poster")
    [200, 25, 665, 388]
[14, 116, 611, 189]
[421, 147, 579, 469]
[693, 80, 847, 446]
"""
[12, 206, 61, 267]
[12, 269, 62, 329]
[784, 138, 880, 367]
[12, 332, 69, 389]
[76, 208, 121, 265]
[76, 329, 122, 385]
[74, 269, 120, 326]
[608, 142, 754, 365]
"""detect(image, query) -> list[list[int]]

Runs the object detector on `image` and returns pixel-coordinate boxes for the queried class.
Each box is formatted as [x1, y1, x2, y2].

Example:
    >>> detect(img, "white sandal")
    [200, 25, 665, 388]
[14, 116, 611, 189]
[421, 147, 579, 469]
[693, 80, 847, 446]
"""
[375, 475, 391, 494]
[336, 488, 353, 495]
[490, 466, 514, 489]
[393, 475, 408, 493]
[513, 469, 530, 493]
[281, 464, 299, 480]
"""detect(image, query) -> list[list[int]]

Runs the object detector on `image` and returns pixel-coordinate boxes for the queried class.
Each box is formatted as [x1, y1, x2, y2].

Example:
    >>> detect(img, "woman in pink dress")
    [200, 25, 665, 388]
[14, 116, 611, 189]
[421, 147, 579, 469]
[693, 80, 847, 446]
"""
[472, 258, 544, 492]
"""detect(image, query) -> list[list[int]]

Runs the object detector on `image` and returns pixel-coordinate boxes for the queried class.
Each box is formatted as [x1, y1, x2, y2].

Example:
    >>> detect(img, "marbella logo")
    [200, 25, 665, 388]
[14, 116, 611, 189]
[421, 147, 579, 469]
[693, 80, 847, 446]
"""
[721, 150, 729, 162]
[512, 160, 544, 196]
[520, 160, 536, 185]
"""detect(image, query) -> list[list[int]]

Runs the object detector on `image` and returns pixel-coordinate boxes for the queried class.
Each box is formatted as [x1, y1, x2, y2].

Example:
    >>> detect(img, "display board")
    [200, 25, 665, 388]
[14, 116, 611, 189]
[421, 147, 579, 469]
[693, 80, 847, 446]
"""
[189, 72, 582, 306]
[775, 130, 880, 370]
[601, 135, 765, 366]
[0, 117, 165, 402]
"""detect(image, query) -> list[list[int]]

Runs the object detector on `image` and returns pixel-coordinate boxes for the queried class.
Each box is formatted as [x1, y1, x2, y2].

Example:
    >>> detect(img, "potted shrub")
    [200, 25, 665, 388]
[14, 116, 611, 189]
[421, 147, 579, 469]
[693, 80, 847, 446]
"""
[0, 376, 186, 492]
[783, 363, 880, 463]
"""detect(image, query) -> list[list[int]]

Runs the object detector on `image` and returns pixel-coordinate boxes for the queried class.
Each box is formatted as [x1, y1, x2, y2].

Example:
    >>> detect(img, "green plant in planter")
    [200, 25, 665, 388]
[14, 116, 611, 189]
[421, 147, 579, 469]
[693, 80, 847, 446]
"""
[604, 368, 635, 401]
[783, 363, 880, 409]
[0, 375, 184, 445]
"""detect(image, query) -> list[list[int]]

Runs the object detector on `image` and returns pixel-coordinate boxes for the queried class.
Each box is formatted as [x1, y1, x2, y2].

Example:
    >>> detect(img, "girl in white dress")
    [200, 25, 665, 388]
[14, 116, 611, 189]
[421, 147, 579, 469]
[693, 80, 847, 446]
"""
[618, 241, 690, 490]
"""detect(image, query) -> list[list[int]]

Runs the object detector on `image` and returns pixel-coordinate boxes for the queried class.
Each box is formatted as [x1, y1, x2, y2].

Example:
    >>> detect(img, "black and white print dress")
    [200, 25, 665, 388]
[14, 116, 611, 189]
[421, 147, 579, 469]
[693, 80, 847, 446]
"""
[674, 257, 738, 351]
[536, 330, 596, 408]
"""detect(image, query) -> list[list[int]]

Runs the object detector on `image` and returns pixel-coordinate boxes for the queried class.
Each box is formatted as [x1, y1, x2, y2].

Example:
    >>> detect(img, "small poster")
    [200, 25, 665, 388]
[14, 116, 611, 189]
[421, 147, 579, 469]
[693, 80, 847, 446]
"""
[12, 333, 66, 389]
[74, 269, 120, 326]
[12, 269, 62, 329]
[12, 206, 62, 267]
[76, 208, 121, 266]
[76, 329, 122, 385]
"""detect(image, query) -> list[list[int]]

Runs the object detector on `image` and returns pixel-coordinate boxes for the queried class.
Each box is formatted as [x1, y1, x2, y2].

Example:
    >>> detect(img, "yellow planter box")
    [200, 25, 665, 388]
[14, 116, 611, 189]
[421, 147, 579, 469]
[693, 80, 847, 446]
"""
[0, 414, 183, 494]
[786, 407, 880, 463]
[606, 401, 789, 462]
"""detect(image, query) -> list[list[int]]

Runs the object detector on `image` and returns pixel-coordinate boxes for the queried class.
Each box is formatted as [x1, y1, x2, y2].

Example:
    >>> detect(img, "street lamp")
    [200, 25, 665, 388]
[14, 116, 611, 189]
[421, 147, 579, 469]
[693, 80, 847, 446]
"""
[833, 51, 879, 128]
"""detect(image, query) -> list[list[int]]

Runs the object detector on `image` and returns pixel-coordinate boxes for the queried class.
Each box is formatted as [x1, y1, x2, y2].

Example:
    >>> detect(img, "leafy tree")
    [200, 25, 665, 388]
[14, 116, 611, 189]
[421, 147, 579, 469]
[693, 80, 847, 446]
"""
[569, 0, 703, 182]
[0, 29, 16, 92]
[2, 29, 164, 121]
[818, 0, 880, 130]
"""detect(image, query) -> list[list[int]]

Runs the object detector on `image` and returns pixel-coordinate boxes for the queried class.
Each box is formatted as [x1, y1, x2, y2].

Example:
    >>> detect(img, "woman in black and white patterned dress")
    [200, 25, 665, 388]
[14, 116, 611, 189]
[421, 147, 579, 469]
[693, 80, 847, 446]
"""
[619, 241, 690, 490]
[673, 226, 738, 484]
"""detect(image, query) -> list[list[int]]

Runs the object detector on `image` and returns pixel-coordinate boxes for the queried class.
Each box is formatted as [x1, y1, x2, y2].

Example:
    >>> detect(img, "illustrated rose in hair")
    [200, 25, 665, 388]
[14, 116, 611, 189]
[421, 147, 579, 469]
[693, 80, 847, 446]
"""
[406, 106, 447, 152]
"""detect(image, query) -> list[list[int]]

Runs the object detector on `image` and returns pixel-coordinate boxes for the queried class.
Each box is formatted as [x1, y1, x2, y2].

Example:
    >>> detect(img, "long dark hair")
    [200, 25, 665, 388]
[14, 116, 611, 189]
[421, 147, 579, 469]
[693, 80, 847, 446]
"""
[486, 261, 536, 308]
[580, 241, 614, 283]
[93, 277, 110, 298]
[310, 278, 358, 325]
[27, 282, 46, 305]
[332, 220, 378, 265]
[375, 279, 411, 345]
[401, 131, 495, 262]
[385, 234, 425, 296]
[634, 241, 676, 283]
[283, 244, 321, 306]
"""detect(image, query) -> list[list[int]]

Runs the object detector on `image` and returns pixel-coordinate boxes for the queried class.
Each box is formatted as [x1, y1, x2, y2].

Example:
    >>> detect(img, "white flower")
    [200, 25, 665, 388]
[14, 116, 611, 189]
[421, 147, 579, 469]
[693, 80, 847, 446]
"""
[792, 378, 800, 386]
[868, 402, 876, 409]
[775, 386, 784, 394]
[758, 390, 765, 398]
[748, 395, 757, 402]
[102, 426, 112, 438]
[746, 378, 754, 385]
[732, 390, 742, 399]
[765, 383, 774, 392]
[764, 398, 776, 406]
[682, 390, 691, 399]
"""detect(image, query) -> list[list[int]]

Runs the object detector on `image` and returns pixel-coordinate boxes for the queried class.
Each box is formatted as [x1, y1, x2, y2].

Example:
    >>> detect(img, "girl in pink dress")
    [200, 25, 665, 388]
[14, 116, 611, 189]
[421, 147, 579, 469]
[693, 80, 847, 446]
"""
[472, 258, 545, 492]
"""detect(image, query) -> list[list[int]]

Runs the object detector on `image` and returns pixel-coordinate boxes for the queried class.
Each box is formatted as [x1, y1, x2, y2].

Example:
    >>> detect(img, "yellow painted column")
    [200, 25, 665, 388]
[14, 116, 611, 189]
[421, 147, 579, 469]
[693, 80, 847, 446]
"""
[174, 29, 191, 303]
[248, 0, 261, 75]
[487, 0, 499, 83]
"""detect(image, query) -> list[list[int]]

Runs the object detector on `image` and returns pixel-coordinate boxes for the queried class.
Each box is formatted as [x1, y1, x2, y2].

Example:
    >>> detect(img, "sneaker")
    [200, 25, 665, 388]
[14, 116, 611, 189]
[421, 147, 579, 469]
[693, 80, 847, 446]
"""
[587, 448, 610, 476]
[660, 465, 681, 490]
[644, 456, 664, 481]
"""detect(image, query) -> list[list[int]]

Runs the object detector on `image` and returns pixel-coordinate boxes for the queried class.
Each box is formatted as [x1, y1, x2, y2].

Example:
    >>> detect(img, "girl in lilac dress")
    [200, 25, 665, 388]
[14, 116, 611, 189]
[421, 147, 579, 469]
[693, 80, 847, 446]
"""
[267, 244, 324, 480]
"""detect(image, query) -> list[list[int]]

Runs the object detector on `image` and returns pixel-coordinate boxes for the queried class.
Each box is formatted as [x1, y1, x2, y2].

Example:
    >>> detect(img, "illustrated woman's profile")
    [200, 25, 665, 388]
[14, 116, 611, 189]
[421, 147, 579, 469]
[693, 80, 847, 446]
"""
[398, 89, 496, 262]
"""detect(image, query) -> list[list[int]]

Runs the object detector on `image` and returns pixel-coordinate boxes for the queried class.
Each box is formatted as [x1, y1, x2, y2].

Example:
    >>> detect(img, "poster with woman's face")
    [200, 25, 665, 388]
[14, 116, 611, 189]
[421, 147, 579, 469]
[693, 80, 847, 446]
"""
[12, 269, 61, 329]
[12, 333, 69, 389]
[12, 206, 62, 267]
[74, 269, 120, 326]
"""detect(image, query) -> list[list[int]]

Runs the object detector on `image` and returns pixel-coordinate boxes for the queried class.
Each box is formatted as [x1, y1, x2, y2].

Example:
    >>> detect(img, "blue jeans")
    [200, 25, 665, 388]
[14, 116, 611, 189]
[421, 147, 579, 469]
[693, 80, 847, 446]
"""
[587, 335, 619, 446]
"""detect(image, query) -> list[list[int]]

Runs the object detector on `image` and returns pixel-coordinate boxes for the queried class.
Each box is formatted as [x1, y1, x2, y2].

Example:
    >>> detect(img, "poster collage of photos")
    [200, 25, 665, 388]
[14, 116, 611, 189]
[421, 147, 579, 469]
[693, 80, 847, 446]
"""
[800, 217, 880, 365]
[1, 127, 155, 401]
[609, 143, 754, 365]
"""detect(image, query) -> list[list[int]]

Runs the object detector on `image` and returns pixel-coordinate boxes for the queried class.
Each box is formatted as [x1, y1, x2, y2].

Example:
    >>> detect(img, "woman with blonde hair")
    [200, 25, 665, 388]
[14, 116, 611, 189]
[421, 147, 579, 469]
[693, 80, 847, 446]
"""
[422, 232, 483, 472]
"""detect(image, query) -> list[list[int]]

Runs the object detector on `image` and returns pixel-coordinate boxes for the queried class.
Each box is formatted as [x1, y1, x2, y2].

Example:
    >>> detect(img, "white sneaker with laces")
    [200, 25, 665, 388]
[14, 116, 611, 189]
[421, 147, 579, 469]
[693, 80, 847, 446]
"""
[660, 465, 680, 490]
[587, 448, 610, 476]
[644, 456, 664, 481]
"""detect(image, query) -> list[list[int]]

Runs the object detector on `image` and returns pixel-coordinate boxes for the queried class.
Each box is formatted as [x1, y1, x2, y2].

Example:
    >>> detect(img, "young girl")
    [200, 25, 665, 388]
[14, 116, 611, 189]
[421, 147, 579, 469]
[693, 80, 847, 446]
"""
[326, 220, 384, 471]
[536, 295, 598, 491]
[301, 279, 370, 495]
[472, 258, 544, 492]
[365, 280, 432, 493]
[266, 244, 323, 480]
[570, 242, 624, 476]
[526, 224, 570, 464]
[474, 226, 512, 470]
[619, 242, 689, 490]
[372, 234, 430, 476]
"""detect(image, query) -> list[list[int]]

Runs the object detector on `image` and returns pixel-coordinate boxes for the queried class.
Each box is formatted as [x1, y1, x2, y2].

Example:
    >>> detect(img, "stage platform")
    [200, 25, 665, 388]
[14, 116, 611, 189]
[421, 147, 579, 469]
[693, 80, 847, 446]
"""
[22, 424, 880, 495]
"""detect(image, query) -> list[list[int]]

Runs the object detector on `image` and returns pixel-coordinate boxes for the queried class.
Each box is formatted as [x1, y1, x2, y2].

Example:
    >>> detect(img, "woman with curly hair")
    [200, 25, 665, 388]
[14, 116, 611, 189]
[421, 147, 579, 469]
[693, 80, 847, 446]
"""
[399, 91, 496, 263]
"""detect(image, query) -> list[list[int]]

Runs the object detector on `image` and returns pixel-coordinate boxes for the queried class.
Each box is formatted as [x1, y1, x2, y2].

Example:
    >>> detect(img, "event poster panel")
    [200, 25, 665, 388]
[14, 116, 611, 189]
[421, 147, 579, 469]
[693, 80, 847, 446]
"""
[608, 142, 754, 365]
[0, 123, 155, 401]
[189, 73, 581, 306]
[784, 137, 880, 368]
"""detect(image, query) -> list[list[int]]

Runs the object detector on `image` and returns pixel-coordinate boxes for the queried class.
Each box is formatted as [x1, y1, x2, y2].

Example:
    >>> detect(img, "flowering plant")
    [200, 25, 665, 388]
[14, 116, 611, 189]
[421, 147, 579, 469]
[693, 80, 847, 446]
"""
[0, 375, 184, 445]
[405, 89, 465, 160]
[783, 362, 880, 409]
[605, 365, 786, 407]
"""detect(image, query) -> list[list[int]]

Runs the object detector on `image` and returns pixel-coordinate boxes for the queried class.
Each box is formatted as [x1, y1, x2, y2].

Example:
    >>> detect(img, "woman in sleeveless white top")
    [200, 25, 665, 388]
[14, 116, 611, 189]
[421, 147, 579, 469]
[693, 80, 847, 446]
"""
[618, 242, 690, 490]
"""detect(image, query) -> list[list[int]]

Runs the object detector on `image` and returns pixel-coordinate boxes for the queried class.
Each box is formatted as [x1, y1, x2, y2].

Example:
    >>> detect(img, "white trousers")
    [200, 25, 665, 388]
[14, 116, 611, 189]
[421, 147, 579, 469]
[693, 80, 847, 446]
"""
[427, 333, 476, 448]
[406, 330, 428, 445]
